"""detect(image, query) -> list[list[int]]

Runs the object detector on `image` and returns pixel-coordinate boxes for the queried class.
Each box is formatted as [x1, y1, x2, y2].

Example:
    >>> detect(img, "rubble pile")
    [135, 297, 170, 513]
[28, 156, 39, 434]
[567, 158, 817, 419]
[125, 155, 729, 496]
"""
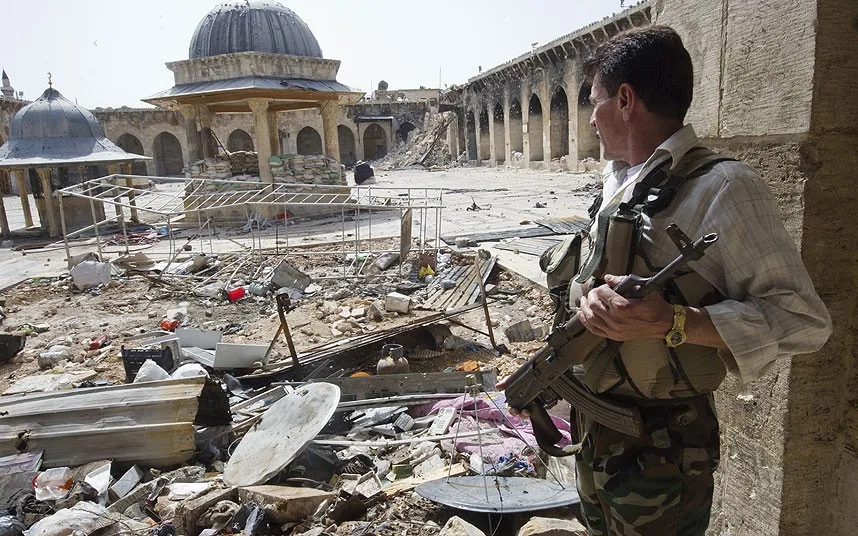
[269, 155, 346, 185]
[375, 113, 455, 171]
[0, 232, 578, 534]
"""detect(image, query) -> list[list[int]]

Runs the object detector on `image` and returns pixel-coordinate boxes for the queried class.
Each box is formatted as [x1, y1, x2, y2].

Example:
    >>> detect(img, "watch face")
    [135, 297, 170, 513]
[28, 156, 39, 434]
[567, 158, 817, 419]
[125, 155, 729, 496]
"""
[668, 332, 684, 346]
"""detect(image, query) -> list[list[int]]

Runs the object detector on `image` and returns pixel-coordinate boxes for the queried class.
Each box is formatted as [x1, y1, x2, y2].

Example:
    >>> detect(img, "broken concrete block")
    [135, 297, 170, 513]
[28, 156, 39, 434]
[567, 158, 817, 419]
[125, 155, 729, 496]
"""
[109, 465, 144, 502]
[271, 261, 311, 291]
[440, 515, 486, 536]
[385, 292, 411, 314]
[108, 465, 205, 515]
[504, 319, 548, 343]
[173, 485, 238, 536]
[237, 485, 333, 524]
[517, 516, 589, 536]
[367, 300, 385, 322]
[374, 252, 401, 271]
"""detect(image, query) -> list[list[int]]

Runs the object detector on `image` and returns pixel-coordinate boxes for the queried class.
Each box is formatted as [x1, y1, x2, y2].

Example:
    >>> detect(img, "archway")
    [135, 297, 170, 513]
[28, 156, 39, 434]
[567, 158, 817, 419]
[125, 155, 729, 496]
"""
[363, 123, 388, 160]
[550, 87, 570, 160]
[152, 132, 183, 176]
[338, 125, 357, 166]
[509, 99, 523, 156]
[493, 103, 505, 164]
[466, 111, 477, 160]
[577, 83, 600, 160]
[296, 126, 323, 155]
[528, 94, 544, 162]
[396, 121, 416, 144]
[478, 108, 490, 161]
[227, 129, 254, 152]
[116, 133, 148, 175]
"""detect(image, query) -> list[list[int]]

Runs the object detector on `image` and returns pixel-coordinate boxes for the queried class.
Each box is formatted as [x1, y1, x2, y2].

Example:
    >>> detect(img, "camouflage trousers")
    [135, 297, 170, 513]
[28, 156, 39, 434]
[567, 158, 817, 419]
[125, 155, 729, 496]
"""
[574, 395, 720, 536]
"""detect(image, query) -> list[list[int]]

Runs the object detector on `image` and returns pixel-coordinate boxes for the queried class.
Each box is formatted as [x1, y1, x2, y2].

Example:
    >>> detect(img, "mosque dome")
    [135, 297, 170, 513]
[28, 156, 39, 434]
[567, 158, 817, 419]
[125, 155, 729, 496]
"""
[9, 87, 106, 141]
[189, 1, 323, 60]
[0, 86, 138, 166]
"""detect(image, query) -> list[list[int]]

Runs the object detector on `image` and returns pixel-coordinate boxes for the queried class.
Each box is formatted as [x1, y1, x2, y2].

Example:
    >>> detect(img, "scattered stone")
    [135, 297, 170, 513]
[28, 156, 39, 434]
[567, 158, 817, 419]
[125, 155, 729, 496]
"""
[351, 307, 365, 318]
[385, 292, 411, 314]
[238, 485, 333, 524]
[454, 237, 471, 248]
[326, 288, 352, 301]
[517, 516, 589, 536]
[439, 515, 486, 536]
[367, 300, 385, 322]
[504, 319, 548, 342]
[440, 279, 456, 290]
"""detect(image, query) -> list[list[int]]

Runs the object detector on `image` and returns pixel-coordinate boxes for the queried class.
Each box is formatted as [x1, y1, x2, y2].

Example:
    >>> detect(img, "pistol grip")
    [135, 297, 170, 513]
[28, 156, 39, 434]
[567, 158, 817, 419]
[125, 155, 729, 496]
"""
[528, 404, 580, 458]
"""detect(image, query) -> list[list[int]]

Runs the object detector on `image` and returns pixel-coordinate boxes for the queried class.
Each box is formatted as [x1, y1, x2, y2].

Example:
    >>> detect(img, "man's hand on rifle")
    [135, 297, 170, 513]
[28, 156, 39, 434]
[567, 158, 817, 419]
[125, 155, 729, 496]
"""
[577, 274, 674, 341]
[495, 376, 531, 418]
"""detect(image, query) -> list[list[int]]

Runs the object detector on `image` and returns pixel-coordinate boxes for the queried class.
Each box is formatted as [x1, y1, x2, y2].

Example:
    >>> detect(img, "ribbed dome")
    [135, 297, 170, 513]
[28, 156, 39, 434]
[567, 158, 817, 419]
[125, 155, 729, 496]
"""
[0, 86, 141, 167]
[189, 1, 323, 59]
[10, 87, 106, 141]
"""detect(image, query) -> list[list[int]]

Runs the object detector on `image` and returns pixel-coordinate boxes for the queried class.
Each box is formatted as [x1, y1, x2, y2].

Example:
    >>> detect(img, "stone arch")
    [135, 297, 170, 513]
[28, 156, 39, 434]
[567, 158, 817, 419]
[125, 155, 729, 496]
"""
[493, 103, 505, 164]
[478, 107, 490, 161]
[363, 123, 388, 160]
[227, 129, 254, 152]
[152, 131, 184, 176]
[466, 111, 477, 160]
[116, 133, 148, 176]
[528, 94, 544, 162]
[509, 99, 523, 155]
[550, 87, 570, 160]
[396, 121, 416, 144]
[296, 126, 323, 155]
[338, 125, 357, 166]
[578, 82, 600, 160]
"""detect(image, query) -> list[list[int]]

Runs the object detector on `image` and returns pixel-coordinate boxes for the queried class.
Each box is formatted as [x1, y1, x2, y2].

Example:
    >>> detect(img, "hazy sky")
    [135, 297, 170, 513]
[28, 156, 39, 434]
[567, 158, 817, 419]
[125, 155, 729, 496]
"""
[3, 0, 624, 109]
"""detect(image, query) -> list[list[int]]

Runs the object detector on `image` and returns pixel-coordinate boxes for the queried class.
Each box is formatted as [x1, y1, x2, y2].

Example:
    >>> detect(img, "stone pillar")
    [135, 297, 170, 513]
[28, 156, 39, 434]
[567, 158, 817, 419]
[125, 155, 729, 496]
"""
[540, 80, 552, 166]
[0, 192, 9, 238]
[36, 168, 58, 237]
[503, 87, 512, 167]
[198, 105, 215, 159]
[463, 108, 473, 161]
[13, 169, 33, 228]
[248, 98, 274, 183]
[521, 84, 531, 168]
[487, 107, 497, 167]
[320, 102, 340, 162]
[267, 110, 281, 156]
[178, 104, 203, 165]
[120, 163, 140, 223]
[474, 106, 483, 163]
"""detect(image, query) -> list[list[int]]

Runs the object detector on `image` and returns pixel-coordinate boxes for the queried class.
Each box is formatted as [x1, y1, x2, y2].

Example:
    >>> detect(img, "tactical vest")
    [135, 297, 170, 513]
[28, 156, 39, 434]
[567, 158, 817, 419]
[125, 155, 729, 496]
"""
[542, 149, 734, 400]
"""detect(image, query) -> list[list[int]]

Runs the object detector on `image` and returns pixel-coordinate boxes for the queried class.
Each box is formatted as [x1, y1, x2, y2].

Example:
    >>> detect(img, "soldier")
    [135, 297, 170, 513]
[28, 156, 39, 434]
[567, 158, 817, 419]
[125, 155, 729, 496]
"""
[511, 26, 832, 535]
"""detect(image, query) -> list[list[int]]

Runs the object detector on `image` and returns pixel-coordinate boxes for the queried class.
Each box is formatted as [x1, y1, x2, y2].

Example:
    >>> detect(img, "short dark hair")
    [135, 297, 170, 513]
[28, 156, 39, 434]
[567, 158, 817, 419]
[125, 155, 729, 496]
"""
[583, 25, 693, 122]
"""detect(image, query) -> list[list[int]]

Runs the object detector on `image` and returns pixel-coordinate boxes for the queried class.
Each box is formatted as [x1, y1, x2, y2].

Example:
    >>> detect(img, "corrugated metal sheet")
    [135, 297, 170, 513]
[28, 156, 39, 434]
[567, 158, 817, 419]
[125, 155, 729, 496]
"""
[494, 237, 561, 256]
[190, 1, 323, 59]
[0, 377, 210, 468]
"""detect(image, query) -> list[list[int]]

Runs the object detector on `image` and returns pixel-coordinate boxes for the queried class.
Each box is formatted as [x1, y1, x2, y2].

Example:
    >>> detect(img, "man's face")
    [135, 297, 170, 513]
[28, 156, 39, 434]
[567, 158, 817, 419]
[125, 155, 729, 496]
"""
[589, 73, 626, 162]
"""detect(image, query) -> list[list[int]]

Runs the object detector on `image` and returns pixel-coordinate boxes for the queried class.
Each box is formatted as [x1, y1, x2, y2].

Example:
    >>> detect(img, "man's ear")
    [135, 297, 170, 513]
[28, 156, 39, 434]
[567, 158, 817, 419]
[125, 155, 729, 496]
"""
[617, 83, 635, 120]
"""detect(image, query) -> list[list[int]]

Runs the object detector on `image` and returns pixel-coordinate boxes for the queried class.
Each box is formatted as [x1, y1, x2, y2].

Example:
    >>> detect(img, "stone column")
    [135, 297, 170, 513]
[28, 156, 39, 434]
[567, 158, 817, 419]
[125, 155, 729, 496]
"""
[0, 191, 9, 238]
[487, 107, 497, 167]
[120, 163, 140, 223]
[178, 104, 203, 165]
[198, 105, 215, 158]
[248, 98, 274, 183]
[540, 80, 552, 166]
[463, 108, 473, 161]
[320, 102, 340, 162]
[474, 106, 483, 163]
[13, 169, 33, 228]
[267, 110, 281, 156]
[503, 87, 512, 166]
[520, 84, 531, 168]
[36, 168, 58, 237]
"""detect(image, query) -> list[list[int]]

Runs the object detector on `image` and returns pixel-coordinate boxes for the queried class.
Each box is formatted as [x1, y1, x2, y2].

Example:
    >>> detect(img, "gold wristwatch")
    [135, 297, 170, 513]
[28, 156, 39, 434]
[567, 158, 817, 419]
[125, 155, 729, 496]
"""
[665, 304, 688, 348]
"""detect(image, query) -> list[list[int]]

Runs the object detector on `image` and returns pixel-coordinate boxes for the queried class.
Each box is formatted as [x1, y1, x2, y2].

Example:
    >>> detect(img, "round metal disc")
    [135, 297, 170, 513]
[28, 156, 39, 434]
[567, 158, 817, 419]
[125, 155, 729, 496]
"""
[224, 382, 340, 486]
[416, 476, 580, 513]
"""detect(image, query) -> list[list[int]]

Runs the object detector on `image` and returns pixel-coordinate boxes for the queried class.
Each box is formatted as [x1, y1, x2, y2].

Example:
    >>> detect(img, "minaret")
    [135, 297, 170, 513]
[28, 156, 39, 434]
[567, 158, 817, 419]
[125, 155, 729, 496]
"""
[1, 71, 14, 98]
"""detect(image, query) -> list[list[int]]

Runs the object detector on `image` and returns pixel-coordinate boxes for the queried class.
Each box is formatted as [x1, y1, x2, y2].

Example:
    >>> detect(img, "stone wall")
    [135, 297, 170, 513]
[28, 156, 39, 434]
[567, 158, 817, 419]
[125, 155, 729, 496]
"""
[655, 0, 857, 534]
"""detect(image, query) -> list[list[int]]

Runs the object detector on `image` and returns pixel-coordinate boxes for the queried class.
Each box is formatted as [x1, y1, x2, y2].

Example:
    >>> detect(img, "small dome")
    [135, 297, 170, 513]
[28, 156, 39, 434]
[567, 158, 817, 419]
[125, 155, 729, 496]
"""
[0, 86, 141, 167]
[9, 87, 106, 141]
[189, 1, 323, 59]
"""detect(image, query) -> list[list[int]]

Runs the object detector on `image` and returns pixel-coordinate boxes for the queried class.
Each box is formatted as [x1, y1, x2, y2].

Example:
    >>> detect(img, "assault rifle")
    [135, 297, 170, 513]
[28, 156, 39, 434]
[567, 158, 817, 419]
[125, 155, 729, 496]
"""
[503, 224, 718, 457]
